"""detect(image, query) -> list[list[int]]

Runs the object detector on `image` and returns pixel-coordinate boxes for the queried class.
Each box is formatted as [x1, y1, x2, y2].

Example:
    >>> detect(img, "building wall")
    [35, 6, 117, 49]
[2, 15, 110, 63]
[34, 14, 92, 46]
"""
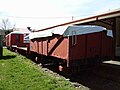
[116, 17, 120, 47]
[116, 17, 120, 57]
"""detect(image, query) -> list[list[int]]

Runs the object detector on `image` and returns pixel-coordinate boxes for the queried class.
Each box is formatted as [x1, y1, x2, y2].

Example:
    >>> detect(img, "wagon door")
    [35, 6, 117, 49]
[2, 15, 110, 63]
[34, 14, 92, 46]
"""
[86, 32, 101, 59]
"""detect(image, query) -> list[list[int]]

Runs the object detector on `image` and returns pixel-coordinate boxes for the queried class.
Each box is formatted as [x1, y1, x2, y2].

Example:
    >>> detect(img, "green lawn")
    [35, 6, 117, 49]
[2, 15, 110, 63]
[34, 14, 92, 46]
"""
[0, 49, 76, 90]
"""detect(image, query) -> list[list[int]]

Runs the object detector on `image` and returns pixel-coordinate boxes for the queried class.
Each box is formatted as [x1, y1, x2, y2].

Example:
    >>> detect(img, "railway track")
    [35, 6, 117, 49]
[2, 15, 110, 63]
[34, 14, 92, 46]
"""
[40, 60, 120, 90]
[68, 60, 120, 90]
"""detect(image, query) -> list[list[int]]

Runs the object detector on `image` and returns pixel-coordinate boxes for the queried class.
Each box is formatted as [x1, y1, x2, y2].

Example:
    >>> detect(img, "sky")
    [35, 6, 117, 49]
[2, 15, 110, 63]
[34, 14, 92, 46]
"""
[0, 0, 120, 30]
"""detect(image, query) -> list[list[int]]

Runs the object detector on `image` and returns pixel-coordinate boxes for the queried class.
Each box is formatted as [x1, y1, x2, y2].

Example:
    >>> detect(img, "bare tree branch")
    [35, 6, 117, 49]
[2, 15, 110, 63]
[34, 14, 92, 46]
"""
[0, 18, 16, 45]
[0, 18, 15, 30]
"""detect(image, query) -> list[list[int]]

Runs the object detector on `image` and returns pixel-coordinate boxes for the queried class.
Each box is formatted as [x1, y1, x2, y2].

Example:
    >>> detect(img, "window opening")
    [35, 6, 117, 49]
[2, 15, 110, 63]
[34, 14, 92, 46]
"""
[72, 31, 77, 46]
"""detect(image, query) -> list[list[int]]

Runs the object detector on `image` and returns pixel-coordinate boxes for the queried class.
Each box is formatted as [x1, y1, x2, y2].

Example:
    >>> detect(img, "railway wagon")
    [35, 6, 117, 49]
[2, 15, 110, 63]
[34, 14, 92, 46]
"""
[6, 31, 29, 51]
[29, 25, 114, 73]
[16, 35, 30, 56]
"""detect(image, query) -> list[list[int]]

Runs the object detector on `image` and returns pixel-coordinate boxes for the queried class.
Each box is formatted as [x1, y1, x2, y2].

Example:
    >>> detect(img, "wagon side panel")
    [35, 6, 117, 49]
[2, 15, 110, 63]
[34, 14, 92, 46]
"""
[48, 37, 58, 53]
[8, 35, 10, 46]
[86, 32, 101, 58]
[101, 31, 114, 60]
[43, 40, 48, 56]
[6, 35, 9, 47]
[9, 34, 11, 46]
[34, 40, 39, 53]
[17, 34, 24, 46]
[11, 34, 16, 45]
[48, 37, 69, 60]
[30, 40, 37, 53]
[20, 34, 24, 44]
[69, 35, 86, 61]
[38, 40, 43, 54]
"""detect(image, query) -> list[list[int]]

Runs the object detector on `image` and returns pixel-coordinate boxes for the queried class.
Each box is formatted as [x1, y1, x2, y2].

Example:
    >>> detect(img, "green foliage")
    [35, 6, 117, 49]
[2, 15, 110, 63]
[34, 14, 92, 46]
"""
[0, 49, 75, 90]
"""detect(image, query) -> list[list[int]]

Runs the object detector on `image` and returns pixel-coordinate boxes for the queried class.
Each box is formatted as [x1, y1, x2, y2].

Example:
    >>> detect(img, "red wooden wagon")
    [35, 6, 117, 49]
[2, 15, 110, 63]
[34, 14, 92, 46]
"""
[29, 25, 114, 72]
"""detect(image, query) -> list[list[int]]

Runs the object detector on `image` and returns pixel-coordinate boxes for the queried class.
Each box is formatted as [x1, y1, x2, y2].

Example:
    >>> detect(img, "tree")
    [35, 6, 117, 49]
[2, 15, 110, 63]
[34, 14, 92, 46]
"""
[0, 18, 15, 30]
[0, 18, 15, 45]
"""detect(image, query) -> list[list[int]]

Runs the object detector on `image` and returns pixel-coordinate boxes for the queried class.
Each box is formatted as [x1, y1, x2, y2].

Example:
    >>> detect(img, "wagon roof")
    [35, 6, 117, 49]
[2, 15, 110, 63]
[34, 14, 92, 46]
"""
[29, 25, 110, 39]
[6, 31, 30, 37]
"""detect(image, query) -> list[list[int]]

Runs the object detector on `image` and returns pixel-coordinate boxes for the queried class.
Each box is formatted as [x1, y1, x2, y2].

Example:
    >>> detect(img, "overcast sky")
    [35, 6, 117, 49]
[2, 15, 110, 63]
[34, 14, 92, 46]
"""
[0, 0, 120, 29]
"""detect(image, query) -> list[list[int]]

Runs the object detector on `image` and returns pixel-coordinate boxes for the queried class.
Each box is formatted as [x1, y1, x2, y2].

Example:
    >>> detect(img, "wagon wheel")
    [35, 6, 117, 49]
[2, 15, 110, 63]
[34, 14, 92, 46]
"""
[61, 67, 72, 77]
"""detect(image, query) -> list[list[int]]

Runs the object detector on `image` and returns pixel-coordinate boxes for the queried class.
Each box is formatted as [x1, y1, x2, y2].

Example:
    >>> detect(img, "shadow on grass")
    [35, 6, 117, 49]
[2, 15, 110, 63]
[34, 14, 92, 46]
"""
[0, 55, 16, 60]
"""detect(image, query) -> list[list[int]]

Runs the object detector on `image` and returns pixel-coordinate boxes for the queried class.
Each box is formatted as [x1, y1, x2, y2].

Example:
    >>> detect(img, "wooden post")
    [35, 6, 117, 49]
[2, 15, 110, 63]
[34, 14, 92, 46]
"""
[112, 18, 116, 60]
[0, 30, 4, 59]
[0, 35, 3, 58]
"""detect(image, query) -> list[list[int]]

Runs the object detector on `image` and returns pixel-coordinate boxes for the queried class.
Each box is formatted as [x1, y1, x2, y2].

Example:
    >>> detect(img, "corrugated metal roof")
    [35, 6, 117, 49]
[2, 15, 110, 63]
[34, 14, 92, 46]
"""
[14, 28, 31, 33]
[29, 25, 112, 39]
[6, 28, 31, 37]
[63, 25, 106, 36]
[35, 8, 120, 32]
[6, 31, 31, 37]
[29, 29, 53, 39]
[10, 31, 29, 34]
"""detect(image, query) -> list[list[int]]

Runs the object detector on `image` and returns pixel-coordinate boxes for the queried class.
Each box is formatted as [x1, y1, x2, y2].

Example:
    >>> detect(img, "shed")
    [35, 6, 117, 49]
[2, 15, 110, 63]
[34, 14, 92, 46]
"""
[0, 30, 5, 58]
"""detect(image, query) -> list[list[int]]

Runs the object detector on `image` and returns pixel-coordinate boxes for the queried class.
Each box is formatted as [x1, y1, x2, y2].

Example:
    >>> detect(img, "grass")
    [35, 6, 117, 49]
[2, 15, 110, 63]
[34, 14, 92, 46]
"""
[0, 49, 76, 90]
